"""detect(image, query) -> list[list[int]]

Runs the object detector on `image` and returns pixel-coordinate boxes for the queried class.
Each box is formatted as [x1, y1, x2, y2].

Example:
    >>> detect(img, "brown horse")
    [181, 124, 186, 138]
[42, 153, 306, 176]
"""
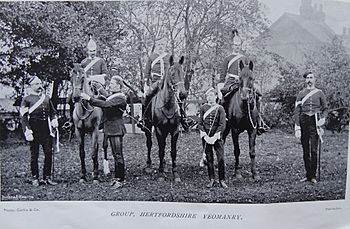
[70, 63, 103, 184]
[144, 56, 187, 182]
[222, 58, 261, 181]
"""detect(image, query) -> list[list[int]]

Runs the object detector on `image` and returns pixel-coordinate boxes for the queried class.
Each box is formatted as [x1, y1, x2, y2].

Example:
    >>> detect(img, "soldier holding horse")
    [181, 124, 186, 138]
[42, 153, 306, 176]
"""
[81, 75, 127, 188]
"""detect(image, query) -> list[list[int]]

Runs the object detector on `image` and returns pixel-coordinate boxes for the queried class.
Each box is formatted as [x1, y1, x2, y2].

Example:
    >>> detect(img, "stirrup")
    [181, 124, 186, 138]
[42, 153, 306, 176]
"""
[63, 121, 73, 129]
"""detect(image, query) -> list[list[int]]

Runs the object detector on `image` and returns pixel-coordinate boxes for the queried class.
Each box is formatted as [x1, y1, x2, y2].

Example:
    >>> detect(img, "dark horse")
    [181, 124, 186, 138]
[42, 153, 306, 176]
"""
[70, 64, 103, 184]
[222, 58, 261, 181]
[144, 56, 187, 182]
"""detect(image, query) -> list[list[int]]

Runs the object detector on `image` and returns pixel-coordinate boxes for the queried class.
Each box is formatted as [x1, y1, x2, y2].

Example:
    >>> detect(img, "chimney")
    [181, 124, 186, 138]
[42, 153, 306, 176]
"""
[319, 4, 323, 12]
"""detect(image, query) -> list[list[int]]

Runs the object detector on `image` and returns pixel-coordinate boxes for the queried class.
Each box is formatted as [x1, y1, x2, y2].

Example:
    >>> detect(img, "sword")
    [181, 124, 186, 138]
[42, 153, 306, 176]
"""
[119, 108, 152, 133]
[318, 137, 321, 182]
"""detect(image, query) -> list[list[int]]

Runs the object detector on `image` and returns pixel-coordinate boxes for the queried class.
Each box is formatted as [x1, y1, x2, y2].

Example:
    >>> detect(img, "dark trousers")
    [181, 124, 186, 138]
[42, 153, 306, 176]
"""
[29, 119, 53, 180]
[108, 136, 125, 181]
[202, 139, 225, 181]
[300, 114, 319, 180]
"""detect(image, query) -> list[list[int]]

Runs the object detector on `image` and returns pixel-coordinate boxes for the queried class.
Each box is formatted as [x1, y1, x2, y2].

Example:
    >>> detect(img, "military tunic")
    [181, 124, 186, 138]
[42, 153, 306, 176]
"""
[20, 93, 58, 180]
[90, 92, 127, 136]
[219, 53, 245, 95]
[198, 103, 226, 181]
[80, 57, 108, 77]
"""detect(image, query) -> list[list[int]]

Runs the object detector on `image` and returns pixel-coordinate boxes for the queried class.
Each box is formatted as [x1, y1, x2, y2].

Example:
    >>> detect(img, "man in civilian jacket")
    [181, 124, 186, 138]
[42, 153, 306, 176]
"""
[81, 75, 127, 188]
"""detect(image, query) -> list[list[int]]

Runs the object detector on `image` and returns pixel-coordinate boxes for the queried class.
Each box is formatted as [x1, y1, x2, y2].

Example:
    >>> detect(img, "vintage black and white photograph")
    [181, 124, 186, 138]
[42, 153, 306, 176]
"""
[0, 0, 349, 204]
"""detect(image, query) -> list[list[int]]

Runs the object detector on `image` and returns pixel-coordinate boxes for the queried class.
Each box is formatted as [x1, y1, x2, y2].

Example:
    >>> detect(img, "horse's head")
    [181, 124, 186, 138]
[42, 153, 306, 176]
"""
[70, 63, 86, 102]
[239, 58, 254, 101]
[167, 55, 187, 101]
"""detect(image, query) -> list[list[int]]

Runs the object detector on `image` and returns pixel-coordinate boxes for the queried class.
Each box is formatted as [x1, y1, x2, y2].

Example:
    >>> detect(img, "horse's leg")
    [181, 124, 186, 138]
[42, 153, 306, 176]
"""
[248, 128, 260, 181]
[170, 126, 181, 182]
[144, 121, 153, 174]
[103, 134, 110, 175]
[222, 121, 231, 143]
[231, 129, 242, 179]
[155, 126, 167, 181]
[91, 127, 99, 184]
[76, 129, 86, 183]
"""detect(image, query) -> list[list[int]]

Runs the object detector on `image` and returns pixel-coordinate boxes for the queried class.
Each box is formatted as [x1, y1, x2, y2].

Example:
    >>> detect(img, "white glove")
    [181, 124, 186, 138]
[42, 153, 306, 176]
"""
[317, 117, 326, 126]
[204, 135, 213, 145]
[51, 118, 59, 128]
[80, 93, 91, 101]
[217, 83, 224, 100]
[25, 129, 34, 141]
[199, 131, 206, 138]
[295, 125, 301, 139]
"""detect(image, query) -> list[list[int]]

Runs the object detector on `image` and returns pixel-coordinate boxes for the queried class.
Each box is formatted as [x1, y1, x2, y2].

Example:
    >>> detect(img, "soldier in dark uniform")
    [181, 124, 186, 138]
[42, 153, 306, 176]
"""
[294, 72, 327, 184]
[218, 29, 268, 135]
[66, 36, 108, 127]
[20, 76, 58, 187]
[80, 76, 127, 188]
[198, 88, 228, 188]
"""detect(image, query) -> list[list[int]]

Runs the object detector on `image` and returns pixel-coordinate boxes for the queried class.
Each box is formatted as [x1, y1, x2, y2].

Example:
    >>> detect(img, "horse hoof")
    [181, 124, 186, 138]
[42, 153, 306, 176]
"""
[93, 179, 100, 184]
[144, 167, 153, 174]
[158, 177, 165, 182]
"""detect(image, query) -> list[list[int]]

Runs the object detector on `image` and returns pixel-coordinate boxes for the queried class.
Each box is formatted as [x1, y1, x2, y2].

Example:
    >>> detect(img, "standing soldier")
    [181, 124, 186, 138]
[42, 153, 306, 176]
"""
[198, 87, 227, 188]
[218, 29, 268, 135]
[80, 75, 127, 188]
[66, 35, 108, 127]
[294, 72, 327, 184]
[20, 76, 58, 187]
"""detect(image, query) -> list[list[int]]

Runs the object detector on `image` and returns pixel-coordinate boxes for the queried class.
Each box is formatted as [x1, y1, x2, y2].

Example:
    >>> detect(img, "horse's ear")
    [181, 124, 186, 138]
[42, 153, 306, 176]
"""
[239, 60, 245, 71]
[249, 60, 254, 71]
[169, 55, 174, 66]
[179, 56, 185, 65]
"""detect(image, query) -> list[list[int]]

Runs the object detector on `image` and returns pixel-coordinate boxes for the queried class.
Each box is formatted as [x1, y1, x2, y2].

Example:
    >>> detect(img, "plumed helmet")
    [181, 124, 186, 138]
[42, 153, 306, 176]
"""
[86, 34, 97, 51]
[232, 29, 243, 46]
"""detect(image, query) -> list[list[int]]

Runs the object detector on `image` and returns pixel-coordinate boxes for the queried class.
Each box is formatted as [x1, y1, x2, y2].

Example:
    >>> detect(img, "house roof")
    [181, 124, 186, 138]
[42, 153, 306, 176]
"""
[270, 13, 335, 44]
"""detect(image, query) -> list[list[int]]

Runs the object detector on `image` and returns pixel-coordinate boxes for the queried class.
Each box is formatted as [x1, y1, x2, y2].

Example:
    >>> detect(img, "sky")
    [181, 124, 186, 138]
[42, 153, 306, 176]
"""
[260, 0, 350, 23]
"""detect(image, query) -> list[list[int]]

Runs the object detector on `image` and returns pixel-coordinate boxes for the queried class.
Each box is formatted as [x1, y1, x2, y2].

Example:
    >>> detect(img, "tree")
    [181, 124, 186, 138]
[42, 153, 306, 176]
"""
[304, 36, 350, 109]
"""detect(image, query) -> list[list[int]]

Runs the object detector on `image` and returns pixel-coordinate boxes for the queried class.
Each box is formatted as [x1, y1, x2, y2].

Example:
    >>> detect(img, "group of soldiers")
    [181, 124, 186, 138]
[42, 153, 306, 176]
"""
[20, 29, 327, 188]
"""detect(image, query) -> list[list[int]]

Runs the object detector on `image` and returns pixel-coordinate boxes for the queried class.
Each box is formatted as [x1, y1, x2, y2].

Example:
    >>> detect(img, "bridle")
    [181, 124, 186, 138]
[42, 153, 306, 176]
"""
[239, 76, 257, 130]
[71, 69, 95, 120]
